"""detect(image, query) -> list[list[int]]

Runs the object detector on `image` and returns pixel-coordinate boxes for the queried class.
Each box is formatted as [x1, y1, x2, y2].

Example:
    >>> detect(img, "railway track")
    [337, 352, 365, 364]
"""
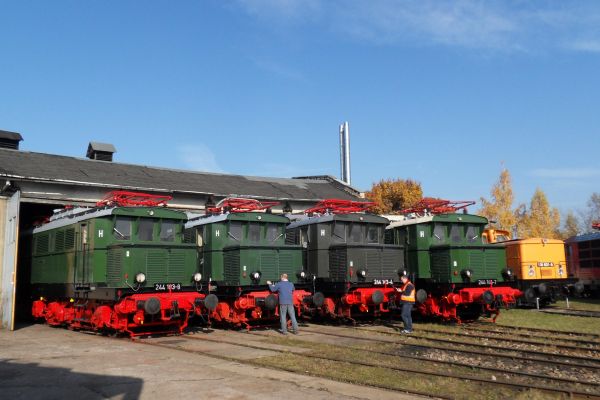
[470, 321, 600, 339]
[134, 329, 600, 399]
[301, 326, 600, 370]
[449, 324, 600, 344]
[541, 308, 600, 318]
[377, 322, 600, 352]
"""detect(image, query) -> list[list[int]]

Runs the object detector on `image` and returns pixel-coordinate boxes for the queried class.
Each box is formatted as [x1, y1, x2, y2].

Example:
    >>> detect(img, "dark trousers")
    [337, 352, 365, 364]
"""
[401, 302, 413, 331]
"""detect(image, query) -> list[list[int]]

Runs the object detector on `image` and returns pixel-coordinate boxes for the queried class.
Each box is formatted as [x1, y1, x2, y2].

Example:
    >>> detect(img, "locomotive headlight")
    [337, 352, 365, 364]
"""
[358, 269, 367, 278]
[465, 270, 472, 277]
[398, 269, 408, 277]
[251, 271, 261, 281]
[461, 269, 473, 281]
[135, 272, 146, 283]
[298, 271, 307, 279]
[193, 272, 202, 282]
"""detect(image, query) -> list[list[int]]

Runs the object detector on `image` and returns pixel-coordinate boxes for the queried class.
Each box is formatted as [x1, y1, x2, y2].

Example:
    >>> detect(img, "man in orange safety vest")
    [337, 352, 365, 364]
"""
[396, 275, 415, 333]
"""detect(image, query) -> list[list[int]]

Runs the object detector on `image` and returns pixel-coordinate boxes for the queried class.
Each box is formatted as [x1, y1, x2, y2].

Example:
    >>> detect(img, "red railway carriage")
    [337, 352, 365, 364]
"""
[565, 230, 600, 296]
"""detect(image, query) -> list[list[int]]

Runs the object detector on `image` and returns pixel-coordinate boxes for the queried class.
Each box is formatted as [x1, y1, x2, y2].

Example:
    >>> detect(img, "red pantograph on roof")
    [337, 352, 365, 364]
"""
[304, 199, 375, 215]
[207, 197, 280, 214]
[401, 197, 475, 215]
[96, 191, 172, 207]
[593, 221, 600, 230]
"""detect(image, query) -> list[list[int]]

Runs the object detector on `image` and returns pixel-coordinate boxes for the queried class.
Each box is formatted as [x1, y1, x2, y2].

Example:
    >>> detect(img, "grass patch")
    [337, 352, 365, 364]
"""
[253, 352, 565, 400]
[553, 298, 600, 312]
[496, 308, 600, 334]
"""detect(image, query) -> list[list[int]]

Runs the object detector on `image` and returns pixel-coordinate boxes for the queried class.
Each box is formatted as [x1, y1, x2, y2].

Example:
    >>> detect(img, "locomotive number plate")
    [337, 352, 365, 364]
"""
[154, 283, 182, 291]
[373, 279, 394, 285]
[537, 262, 554, 267]
[477, 279, 497, 286]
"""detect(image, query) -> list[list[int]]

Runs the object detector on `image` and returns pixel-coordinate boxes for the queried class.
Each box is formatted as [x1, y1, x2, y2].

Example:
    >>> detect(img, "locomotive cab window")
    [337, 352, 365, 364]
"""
[349, 223, 363, 243]
[267, 224, 283, 242]
[229, 221, 242, 241]
[466, 225, 479, 243]
[367, 225, 380, 244]
[433, 224, 446, 243]
[248, 223, 260, 244]
[450, 224, 462, 243]
[114, 217, 132, 240]
[160, 219, 176, 242]
[138, 219, 154, 241]
[332, 222, 346, 243]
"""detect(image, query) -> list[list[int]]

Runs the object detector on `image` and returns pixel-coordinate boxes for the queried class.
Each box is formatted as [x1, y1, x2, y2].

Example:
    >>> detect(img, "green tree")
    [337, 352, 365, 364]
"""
[560, 211, 580, 239]
[519, 188, 561, 239]
[366, 178, 423, 214]
[479, 168, 517, 230]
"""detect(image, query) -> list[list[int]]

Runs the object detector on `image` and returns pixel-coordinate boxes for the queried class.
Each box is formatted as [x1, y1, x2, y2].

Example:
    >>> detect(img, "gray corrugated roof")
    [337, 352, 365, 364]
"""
[0, 148, 360, 201]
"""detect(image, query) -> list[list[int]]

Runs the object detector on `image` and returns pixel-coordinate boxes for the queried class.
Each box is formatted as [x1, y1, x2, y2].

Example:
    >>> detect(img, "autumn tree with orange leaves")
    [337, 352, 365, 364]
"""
[366, 178, 423, 214]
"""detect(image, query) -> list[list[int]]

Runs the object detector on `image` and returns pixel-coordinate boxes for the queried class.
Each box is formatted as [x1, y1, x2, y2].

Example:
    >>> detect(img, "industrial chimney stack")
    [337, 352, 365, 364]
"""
[339, 122, 351, 185]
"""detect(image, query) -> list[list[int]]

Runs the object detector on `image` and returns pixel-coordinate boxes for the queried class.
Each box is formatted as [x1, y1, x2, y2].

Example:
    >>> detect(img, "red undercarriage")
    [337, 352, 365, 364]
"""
[32, 291, 215, 337]
[416, 286, 523, 323]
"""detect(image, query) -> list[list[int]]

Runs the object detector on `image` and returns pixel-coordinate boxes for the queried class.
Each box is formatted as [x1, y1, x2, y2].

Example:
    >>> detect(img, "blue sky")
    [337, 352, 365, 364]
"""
[1, 1, 599, 219]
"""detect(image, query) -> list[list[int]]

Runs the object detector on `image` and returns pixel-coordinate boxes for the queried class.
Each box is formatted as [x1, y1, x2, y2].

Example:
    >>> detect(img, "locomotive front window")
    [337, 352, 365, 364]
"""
[138, 219, 154, 241]
[496, 234, 509, 242]
[433, 224, 446, 243]
[229, 221, 242, 241]
[332, 222, 346, 243]
[466, 226, 479, 243]
[114, 217, 132, 240]
[349, 224, 363, 243]
[367, 225, 380, 244]
[248, 223, 261, 244]
[160, 220, 176, 242]
[267, 224, 283, 242]
[450, 225, 462, 243]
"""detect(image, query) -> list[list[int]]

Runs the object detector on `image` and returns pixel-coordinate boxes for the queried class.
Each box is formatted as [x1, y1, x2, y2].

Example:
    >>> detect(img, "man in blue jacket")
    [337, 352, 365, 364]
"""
[267, 273, 299, 335]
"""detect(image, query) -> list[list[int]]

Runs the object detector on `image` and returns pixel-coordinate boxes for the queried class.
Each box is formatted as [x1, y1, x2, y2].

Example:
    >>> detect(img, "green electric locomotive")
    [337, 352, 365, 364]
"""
[385, 198, 522, 322]
[29, 191, 217, 336]
[285, 199, 404, 319]
[184, 198, 311, 328]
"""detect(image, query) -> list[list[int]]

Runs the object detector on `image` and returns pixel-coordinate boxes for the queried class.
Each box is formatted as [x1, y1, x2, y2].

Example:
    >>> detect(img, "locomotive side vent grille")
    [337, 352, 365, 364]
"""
[285, 230, 297, 245]
[224, 251, 240, 283]
[55, 230, 65, 252]
[329, 249, 348, 281]
[168, 251, 186, 282]
[278, 251, 294, 277]
[431, 252, 450, 282]
[107, 248, 123, 286]
[259, 252, 277, 279]
[65, 228, 75, 250]
[35, 234, 49, 254]
[483, 253, 499, 276]
[147, 250, 168, 282]
[382, 248, 403, 277]
[469, 252, 485, 277]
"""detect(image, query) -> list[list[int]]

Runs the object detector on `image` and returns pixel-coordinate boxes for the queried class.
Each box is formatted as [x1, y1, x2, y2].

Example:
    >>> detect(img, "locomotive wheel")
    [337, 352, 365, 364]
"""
[371, 290, 384, 305]
[524, 287, 537, 302]
[482, 290, 494, 305]
[264, 294, 278, 310]
[416, 289, 428, 304]
[204, 294, 219, 311]
[312, 292, 325, 308]
[144, 297, 161, 315]
[538, 283, 548, 295]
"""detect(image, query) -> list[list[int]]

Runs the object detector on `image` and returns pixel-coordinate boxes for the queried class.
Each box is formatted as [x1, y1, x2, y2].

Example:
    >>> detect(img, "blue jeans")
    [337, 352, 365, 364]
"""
[279, 304, 298, 333]
[401, 303, 413, 332]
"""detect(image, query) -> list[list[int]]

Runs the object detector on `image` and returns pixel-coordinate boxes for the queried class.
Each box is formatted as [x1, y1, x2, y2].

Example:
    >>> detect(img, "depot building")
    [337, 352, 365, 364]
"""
[0, 129, 361, 330]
